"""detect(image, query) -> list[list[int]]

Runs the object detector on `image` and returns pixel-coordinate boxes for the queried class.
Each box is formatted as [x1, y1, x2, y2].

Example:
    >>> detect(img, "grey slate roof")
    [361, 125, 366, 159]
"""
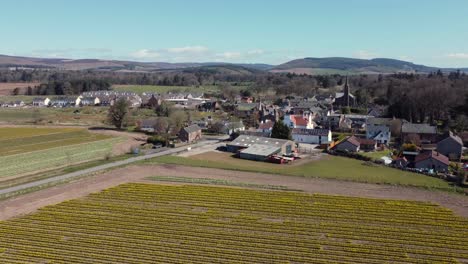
[292, 128, 329, 136]
[366, 117, 392, 126]
[402, 123, 437, 134]
[183, 124, 201, 134]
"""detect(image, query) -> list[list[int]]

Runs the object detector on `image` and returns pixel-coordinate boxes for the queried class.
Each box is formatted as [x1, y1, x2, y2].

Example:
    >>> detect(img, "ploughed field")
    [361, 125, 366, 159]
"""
[0, 183, 466, 263]
[0, 127, 118, 178]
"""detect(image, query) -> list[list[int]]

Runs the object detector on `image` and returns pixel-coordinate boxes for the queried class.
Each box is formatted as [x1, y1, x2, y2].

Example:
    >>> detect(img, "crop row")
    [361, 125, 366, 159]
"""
[0, 183, 466, 263]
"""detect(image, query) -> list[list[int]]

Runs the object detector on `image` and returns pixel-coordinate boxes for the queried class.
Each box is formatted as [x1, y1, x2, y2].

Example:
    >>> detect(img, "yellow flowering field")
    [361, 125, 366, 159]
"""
[0, 183, 466, 263]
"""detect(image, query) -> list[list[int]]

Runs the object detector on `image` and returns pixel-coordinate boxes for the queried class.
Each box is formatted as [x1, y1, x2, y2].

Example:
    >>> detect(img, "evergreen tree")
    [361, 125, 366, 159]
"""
[271, 122, 292, 140]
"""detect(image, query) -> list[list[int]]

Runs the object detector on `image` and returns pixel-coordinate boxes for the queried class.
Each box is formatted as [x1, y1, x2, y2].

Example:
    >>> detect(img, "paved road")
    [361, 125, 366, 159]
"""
[0, 139, 223, 196]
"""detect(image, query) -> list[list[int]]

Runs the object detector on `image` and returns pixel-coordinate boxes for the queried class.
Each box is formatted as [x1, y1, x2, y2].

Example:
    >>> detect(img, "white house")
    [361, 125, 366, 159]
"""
[257, 121, 274, 136]
[366, 117, 392, 145]
[32, 97, 50, 107]
[292, 128, 332, 145]
[283, 113, 315, 129]
[79, 96, 100, 106]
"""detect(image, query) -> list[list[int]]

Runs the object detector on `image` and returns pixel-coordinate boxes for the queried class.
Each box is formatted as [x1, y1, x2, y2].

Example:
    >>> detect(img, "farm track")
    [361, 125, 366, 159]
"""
[0, 163, 467, 221]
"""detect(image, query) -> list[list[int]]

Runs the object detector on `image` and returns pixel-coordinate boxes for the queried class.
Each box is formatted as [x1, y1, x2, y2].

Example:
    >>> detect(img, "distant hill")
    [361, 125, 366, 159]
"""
[271, 57, 468, 74]
[1, 54, 467, 75]
[0, 54, 273, 73]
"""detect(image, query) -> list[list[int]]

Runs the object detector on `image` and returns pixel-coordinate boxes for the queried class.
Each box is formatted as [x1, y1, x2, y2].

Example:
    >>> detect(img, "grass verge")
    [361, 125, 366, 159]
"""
[145, 152, 464, 192]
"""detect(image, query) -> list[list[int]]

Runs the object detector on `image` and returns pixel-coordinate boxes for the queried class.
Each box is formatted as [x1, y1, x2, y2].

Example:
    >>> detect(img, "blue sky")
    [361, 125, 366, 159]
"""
[1, 0, 467, 67]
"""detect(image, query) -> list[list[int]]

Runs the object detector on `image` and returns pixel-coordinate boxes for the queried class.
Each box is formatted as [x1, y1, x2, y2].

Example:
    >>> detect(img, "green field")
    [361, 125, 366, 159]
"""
[0, 183, 466, 263]
[0, 127, 119, 179]
[112, 85, 222, 94]
[147, 152, 456, 190]
[0, 107, 109, 126]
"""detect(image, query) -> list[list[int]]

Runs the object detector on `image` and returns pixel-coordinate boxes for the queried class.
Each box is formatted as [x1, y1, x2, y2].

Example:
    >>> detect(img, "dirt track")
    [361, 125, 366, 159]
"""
[0, 164, 467, 221]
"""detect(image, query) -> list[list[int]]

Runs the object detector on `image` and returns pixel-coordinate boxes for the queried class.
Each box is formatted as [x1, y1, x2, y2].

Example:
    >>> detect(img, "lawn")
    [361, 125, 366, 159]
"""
[0, 127, 120, 179]
[147, 151, 456, 190]
[361, 149, 393, 160]
[0, 183, 465, 263]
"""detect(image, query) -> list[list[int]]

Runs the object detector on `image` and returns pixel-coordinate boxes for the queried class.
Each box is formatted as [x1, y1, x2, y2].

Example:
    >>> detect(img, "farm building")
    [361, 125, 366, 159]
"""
[226, 135, 296, 161]
[292, 128, 332, 145]
[179, 125, 202, 143]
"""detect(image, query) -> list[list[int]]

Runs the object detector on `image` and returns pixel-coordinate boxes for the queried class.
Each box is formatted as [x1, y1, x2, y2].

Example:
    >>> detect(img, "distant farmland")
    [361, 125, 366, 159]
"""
[112, 84, 246, 94]
[0, 82, 39, 96]
[0, 127, 118, 179]
[0, 183, 466, 263]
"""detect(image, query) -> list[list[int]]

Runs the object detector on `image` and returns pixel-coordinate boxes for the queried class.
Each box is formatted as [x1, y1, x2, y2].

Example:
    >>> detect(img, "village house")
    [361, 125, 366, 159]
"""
[283, 113, 316, 129]
[234, 103, 259, 118]
[257, 121, 274, 136]
[141, 94, 161, 109]
[332, 136, 361, 152]
[220, 121, 245, 135]
[79, 96, 100, 106]
[436, 131, 463, 160]
[413, 150, 449, 173]
[259, 104, 280, 123]
[226, 135, 296, 161]
[366, 117, 392, 145]
[179, 124, 202, 143]
[198, 100, 220, 112]
[32, 97, 50, 107]
[292, 128, 332, 145]
[136, 118, 159, 133]
[357, 138, 377, 152]
[401, 123, 437, 145]
[4, 100, 25, 108]
[50, 97, 77, 107]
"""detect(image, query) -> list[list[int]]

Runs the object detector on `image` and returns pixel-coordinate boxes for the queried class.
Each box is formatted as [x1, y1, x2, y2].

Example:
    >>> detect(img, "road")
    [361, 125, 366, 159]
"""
[0, 138, 224, 196]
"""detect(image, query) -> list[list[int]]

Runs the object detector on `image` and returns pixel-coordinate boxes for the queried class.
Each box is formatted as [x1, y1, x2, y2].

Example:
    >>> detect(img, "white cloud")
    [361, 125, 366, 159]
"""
[447, 53, 468, 59]
[128, 46, 293, 63]
[353, 50, 378, 59]
[216, 52, 242, 60]
[130, 49, 160, 59]
[247, 49, 264, 55]
[166, 46, 209, 54]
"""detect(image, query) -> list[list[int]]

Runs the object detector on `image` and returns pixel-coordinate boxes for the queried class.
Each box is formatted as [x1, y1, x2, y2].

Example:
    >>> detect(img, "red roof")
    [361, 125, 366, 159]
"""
[290, 115, 309, 126]
[357, 138, 376, 145]
[414, 150, 449, 165]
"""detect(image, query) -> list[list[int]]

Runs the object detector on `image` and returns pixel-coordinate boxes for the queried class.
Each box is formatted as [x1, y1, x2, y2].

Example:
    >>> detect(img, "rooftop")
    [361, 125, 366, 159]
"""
[240, 144, 281, 157]
[227, 135, 291, 148]
[402, 123, 437, 134]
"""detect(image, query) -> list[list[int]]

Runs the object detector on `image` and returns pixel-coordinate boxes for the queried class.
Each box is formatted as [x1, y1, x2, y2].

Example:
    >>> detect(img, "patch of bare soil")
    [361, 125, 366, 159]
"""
[0, 164, 466, 221]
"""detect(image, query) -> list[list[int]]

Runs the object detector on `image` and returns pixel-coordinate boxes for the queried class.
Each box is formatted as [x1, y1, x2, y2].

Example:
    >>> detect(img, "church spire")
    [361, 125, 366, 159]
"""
[344, 75, 350, 107]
